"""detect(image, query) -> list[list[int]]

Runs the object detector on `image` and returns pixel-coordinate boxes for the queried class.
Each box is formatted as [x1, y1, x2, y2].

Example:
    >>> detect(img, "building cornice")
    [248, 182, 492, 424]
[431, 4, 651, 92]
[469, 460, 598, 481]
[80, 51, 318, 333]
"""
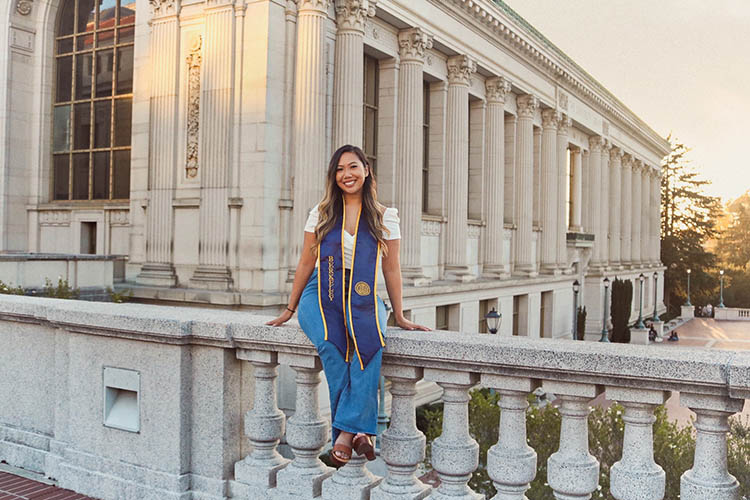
[443, 0, 670, 158]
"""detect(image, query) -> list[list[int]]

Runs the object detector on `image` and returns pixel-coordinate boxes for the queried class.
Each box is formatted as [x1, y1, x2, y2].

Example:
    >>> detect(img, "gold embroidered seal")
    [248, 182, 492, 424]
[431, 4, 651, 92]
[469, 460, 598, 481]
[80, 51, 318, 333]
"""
[354, 281, 371, 296]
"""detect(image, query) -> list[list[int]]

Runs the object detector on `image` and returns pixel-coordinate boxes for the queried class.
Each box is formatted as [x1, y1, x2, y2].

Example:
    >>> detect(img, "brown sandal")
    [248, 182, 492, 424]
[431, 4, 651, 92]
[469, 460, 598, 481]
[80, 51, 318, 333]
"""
[352, 434, 376, 461]
[331, 442, 352, 466]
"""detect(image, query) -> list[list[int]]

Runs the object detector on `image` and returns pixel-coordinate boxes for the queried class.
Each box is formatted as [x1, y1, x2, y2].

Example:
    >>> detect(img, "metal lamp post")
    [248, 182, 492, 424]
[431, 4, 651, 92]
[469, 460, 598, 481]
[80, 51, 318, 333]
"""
[635, 273, 646, 329]
[572, 280, 580, 340]
[685, 269, 692, 306]
[485, 307, 502, 334]
[599, 277, 610, 342]
[652, 271, 659, 322]
[719, 269, 726, 308]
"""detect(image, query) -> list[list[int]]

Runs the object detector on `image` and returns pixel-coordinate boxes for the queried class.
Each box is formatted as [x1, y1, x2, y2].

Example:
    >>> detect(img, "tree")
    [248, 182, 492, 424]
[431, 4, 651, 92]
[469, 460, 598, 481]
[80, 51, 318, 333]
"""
[716, 194, 750, 306]
[660, 136, 722, 315]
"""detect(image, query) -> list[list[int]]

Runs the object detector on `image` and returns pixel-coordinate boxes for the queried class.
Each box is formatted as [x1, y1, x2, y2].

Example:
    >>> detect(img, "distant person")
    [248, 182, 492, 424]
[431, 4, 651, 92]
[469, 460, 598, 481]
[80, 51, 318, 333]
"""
[668, 329, 679, 341]
[649, 323, 657, 342]
[707, 303, 713, 318]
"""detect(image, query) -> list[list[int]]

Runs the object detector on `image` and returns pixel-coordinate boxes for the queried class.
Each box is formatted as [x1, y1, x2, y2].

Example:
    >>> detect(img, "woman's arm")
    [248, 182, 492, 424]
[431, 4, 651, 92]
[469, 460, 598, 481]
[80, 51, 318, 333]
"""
[266, 231, 318, 326]
[381, 239, 430, 331]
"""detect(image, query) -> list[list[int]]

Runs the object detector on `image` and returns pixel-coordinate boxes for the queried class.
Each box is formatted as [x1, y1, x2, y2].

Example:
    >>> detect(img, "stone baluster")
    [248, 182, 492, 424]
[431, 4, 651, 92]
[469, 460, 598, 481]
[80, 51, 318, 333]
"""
[273, 353, 333, 499]
[556, 115, 571, 270]
[425, 369, 481, 500]
[190, 0, 236, 289]
[322, 453, 381, 499]
[607, 387, 667, 500]
[483, 76, 511, 278]
[332, 0, 376, 148]
[620, 154, 633, 265]
[568, 148, 582, 232]
[136, 0, 180, 286]
[630, 160, 644, 268]
[514, 95, 539, 276]
[608, 147, 622, 267]
[289, 0, 330, 275]
[372, 365, 430, 500]
[396, 27, 433, 286]
[234, 351, 289, 496]
[680, 393, 744, 500]
[482, 375, 538, 500]
[444, 55, 477, 281]
[588, 136, 603, 269]
[544, 381, 601, 499]
[540, 109, 559, 274]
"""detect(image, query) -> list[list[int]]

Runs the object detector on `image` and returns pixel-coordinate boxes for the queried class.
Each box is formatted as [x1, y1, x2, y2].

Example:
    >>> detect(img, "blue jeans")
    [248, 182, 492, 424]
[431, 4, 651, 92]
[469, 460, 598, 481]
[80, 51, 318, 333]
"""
[297, 268, 387, 443]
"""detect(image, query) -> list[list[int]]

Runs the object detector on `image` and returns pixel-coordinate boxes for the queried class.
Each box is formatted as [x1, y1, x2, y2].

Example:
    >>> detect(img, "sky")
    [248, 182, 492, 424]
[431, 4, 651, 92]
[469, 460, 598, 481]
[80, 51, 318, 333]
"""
[502, 0, 750, 203]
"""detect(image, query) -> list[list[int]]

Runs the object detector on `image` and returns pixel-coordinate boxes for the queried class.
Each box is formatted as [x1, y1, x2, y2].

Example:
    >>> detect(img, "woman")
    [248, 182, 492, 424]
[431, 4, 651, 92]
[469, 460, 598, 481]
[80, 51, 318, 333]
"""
[267, 144, 429, 465]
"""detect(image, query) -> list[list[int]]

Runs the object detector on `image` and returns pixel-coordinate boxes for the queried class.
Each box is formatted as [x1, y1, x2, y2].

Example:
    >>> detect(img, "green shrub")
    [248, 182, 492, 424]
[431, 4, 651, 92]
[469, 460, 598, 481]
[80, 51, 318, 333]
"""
[42, 277, 79, 299]
[611, 278, 633, 343]
[0, 280, 26, 295]
[107, 287, 132, 303]
[416, 389, 749, 500]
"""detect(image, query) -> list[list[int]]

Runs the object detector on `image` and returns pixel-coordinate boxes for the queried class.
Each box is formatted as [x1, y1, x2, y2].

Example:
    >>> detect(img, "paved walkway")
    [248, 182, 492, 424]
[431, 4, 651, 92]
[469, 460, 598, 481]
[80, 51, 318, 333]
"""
[0, 467, 95, 500]
[656, 317, 750, 350]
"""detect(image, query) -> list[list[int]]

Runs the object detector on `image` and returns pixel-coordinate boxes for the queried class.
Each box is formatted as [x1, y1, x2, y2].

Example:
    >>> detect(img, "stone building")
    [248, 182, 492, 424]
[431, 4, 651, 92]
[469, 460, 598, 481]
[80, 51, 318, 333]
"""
[0, 0, 668, 338]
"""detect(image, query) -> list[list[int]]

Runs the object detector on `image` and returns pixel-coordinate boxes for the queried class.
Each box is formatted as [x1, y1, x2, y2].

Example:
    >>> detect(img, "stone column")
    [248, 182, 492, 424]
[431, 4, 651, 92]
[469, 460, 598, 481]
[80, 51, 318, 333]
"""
[608, 388, 667, 500]
[652, 171, 661, 263]
[234, 351, 289, 496]
[581, 150, 591, 233]
[444, 55, 476, 281]
[641, 166, 651, 267]
[600, 141, 610, 268]
[556, 115, 571, 270]
[588, 136, 604, 268]
[680, 393, 744, 500]
[545, 382, 601, 500]
[621, 154, 633, 265]
[371, 365, 430, 500]
[332, 0, 376, 149]
[630, 160, 643, 268]
[483, 77, 511, 278]
[514, 95, 539, 276]
[396, 28, 432, 286]
[569, 148, 582, 232]
[425, 369, 481, 500]
[540, 109, 559, 273]
[482, 375, 538, 499]
[289, 0, 331, 275]
[190, 0, 236, 289]
[274, 354, 333, 498]
[608, 147, 623, 267]
[136, 1, 181, 286]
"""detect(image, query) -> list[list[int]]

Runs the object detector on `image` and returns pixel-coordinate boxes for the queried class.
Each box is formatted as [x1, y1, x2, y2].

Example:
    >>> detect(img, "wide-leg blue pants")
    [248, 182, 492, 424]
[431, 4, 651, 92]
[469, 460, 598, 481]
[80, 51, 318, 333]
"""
[297, 268, 387, 443]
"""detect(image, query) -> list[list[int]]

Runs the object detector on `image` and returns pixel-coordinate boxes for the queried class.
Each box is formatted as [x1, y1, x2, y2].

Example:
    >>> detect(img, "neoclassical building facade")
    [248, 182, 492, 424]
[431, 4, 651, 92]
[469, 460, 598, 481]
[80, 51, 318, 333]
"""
[0, 0, 668, 338]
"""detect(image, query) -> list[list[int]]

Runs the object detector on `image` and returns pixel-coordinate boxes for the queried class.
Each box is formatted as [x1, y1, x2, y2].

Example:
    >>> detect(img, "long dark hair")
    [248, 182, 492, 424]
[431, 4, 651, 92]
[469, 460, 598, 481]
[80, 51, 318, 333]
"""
[313, 145, 389, 255]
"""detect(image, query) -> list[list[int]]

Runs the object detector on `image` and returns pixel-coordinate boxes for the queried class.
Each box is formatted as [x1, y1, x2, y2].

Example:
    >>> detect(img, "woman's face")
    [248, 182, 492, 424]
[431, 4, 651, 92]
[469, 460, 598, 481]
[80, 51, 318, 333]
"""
[335, 151, 368, 196]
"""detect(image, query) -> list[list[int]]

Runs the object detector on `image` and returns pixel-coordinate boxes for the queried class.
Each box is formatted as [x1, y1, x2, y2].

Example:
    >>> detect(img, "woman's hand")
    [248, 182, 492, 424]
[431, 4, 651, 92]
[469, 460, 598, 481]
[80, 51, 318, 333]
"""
[266, 309, 294, 327]
[395, 316, 431, 331]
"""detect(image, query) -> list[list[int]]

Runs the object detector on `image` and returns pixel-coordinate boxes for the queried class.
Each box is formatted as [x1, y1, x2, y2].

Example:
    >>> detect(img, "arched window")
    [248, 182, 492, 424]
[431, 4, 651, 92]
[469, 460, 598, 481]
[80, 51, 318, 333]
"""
[53, 0, 135, 201]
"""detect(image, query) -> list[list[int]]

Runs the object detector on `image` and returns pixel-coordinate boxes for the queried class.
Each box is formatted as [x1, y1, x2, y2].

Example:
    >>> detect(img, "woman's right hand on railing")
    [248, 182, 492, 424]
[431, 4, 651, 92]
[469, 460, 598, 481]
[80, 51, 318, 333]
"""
[266, 309, 294, 327]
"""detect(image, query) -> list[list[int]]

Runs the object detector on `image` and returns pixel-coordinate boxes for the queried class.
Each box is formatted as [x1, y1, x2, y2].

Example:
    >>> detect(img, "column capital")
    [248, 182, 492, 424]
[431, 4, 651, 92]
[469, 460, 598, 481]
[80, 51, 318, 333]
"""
[633, 159, 644, 173]
[588, 135, 604, 152]
[516, 94, 539, 118]
[541, 109, 560, 129]
[335, 0, 376, 33]
[621, 153, 634, 169]
[557, 113, 571, 134]
[446, 55, 477, 86]
[485, 76, 512, 103]
[609, 145, 623, 162]
[296, 0, 331, 14]
[397, 27, 433, 62]
[149, 0, 180, 17]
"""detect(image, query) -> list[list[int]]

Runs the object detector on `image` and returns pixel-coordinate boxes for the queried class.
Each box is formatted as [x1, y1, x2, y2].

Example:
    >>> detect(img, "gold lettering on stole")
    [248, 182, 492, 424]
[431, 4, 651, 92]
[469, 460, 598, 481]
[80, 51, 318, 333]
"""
[327, 256, 335, 301]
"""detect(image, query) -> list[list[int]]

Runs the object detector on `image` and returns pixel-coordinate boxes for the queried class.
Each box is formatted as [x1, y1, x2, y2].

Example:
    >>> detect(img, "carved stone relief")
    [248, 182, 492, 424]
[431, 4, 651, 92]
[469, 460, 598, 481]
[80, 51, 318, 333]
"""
[185, 34, 202, 178]
[16, 0, 33, 16]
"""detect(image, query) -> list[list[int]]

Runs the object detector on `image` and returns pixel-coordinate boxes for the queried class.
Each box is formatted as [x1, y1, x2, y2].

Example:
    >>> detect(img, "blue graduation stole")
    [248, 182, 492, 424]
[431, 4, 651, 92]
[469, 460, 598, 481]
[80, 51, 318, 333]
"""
[317, 204, 385, 370]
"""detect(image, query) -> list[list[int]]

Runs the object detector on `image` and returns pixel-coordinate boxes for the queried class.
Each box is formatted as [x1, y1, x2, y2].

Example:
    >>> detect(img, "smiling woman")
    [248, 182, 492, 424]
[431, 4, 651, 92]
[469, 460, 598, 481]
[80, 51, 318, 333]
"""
[266, 144, 429, 466]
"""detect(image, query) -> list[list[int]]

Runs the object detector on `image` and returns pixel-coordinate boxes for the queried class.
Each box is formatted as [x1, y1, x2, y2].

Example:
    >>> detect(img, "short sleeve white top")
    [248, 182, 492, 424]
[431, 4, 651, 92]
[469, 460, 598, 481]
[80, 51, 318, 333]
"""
[304, 204, 401, 269]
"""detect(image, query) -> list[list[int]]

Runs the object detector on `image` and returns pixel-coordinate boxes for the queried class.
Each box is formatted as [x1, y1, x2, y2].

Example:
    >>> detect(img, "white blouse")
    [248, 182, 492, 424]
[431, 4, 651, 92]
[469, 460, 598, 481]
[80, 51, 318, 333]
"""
[304, 204, 401, 269]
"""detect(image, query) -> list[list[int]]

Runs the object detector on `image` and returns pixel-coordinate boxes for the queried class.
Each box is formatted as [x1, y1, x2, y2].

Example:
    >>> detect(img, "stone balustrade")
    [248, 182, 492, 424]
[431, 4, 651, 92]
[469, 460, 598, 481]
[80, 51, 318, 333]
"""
[0, 295, 748, 500]
[715, 307, 750, 321]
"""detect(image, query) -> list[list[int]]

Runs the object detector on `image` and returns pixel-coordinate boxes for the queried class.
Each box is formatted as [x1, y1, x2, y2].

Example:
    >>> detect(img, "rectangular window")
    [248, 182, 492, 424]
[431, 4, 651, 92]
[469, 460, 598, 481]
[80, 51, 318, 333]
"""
[422, 81, 430, 213]
[512, 296, 519, 336]
[436, 305, 448, 331]
[363, 55, 379, 173]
